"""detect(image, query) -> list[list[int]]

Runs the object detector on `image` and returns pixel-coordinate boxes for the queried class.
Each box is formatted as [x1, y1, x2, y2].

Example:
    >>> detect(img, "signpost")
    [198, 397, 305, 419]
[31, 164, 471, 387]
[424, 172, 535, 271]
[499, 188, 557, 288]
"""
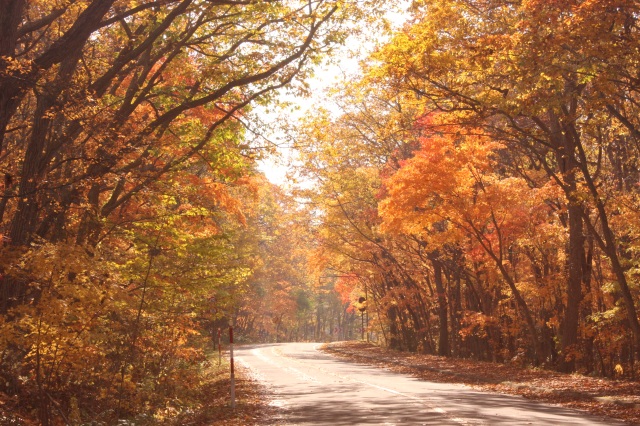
[229, 322, 235, 409]
[217, 328, 222, 366]
[358, 296, 367, 341]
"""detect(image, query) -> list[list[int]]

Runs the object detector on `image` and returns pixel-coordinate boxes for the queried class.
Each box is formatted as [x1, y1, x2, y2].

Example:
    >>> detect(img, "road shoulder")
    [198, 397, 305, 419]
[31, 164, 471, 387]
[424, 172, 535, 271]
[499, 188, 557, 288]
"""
[321, 341, 640, 425]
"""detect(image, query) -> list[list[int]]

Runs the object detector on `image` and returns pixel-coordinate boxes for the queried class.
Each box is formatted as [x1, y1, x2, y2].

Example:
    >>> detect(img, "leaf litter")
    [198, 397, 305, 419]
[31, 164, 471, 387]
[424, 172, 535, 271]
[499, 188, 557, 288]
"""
[322, 341, 640, 425]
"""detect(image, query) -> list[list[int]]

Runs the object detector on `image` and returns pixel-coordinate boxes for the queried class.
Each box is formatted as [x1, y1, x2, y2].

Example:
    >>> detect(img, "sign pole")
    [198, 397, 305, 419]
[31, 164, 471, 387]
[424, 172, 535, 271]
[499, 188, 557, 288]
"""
[217, 328, 222, 366]
[358, 296, 367, 341]
[229, 324, 235, 409]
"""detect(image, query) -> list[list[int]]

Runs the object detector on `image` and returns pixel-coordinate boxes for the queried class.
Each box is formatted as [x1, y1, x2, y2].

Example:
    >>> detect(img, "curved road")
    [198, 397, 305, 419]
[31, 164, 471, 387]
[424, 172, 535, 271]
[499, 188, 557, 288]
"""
[236, 342, 621, 425]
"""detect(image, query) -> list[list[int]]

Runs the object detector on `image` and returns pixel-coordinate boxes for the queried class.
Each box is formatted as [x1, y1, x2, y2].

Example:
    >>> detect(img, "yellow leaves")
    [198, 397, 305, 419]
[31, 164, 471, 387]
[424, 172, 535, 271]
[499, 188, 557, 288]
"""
[0, 56, 33, 77]
[371, 0, 631, 119]
[614, 363, 624, 377]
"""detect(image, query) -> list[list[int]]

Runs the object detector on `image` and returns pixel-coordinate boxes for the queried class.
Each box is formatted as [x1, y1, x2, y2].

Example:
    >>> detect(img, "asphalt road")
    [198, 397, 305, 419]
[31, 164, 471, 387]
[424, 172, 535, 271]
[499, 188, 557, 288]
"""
[235, 342, 622, 426]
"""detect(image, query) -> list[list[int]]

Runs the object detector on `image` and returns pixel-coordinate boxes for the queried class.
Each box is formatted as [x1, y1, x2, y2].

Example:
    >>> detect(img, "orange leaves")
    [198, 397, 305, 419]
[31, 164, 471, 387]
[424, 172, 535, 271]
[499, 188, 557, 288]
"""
[334, 274, 360, 309]
[459, 311, 498, 340]
[380, 129, 504, 245]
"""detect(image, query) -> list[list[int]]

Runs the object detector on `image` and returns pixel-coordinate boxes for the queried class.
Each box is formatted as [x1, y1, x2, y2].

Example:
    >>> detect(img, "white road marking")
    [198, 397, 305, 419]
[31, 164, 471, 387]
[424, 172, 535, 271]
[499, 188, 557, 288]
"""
[269, 399, 288, 408]
[275, 344, 475, 425]
[237, 343, 621, 426]
[236, 356, 268, 382]
[250, 347, 321, 384]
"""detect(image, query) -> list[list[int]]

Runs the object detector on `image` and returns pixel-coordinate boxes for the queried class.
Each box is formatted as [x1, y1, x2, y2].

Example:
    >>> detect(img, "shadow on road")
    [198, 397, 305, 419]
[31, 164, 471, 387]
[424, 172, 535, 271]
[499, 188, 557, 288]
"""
[274, 386, 612, 425]
[236, 343, 617, 425]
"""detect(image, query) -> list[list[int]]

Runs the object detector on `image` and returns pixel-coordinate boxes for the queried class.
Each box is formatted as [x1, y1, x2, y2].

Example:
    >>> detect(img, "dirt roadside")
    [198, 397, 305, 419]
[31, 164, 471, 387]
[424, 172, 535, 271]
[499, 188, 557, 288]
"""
[194, 362, 278, 426]
[321, 341, 640, 425]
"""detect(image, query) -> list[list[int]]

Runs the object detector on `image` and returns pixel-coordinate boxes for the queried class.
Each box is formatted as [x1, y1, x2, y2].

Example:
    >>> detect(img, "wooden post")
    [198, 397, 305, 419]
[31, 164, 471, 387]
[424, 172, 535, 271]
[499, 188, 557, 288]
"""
[217, 328, 222, 366]
[229, 324, 235, 409]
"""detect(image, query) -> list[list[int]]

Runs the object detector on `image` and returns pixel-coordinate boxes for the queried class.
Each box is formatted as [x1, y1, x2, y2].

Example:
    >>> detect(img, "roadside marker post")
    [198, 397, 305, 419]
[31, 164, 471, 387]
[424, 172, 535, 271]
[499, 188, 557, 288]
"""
[229, 323, 236, 409]
[358, 296, 367, 341]
[217, 328, 222, 366]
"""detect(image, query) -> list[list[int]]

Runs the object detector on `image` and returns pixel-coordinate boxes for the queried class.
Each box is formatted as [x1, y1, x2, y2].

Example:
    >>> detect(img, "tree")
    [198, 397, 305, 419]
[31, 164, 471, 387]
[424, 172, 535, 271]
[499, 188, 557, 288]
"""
[0, 0, 346, 312]
[0, 0, 379, 423]
[369, 0, 640, 369]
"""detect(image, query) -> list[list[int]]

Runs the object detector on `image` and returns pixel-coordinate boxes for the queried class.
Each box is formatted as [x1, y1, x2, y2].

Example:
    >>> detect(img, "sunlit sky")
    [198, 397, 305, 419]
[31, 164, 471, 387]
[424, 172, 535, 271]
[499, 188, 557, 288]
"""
[259, 65, 359, 185]
[256, 6, 408, 186]
[255, 55, 361, 186]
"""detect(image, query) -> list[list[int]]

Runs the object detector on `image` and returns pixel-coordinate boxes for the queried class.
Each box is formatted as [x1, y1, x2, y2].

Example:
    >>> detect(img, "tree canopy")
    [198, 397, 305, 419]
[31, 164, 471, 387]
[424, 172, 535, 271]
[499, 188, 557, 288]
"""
[3, 0, 640, 424]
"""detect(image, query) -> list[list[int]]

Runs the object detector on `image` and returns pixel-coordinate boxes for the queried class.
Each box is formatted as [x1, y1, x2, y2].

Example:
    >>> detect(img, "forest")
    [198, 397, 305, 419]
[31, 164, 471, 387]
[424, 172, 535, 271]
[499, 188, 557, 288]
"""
[1, 0, 640, 424]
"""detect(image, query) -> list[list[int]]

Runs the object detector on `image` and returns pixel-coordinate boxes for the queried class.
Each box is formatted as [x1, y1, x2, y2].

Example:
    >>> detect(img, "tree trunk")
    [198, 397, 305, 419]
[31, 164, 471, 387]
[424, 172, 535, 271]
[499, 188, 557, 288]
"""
[430, 255, 450, 356]
[560, 188, 585, 372]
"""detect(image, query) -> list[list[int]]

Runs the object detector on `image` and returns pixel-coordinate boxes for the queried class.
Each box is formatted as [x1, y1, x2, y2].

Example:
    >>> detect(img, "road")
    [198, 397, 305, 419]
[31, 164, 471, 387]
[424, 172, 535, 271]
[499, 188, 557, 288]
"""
[236, 342, 621, 426]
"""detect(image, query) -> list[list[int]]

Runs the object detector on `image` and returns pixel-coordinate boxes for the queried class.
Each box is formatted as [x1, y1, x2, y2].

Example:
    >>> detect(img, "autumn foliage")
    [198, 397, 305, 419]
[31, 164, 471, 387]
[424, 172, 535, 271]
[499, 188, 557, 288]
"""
[4, 0, 640, 423]
[0, 0, 365, 424]
[298, 0, 640, 380]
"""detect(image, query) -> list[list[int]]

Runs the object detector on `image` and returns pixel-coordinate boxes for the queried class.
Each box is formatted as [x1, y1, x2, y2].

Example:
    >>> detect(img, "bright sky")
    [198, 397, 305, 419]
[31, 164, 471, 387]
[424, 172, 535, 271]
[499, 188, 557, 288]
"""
[255, 61, 359, 186]
[256, 6, 408, 186]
